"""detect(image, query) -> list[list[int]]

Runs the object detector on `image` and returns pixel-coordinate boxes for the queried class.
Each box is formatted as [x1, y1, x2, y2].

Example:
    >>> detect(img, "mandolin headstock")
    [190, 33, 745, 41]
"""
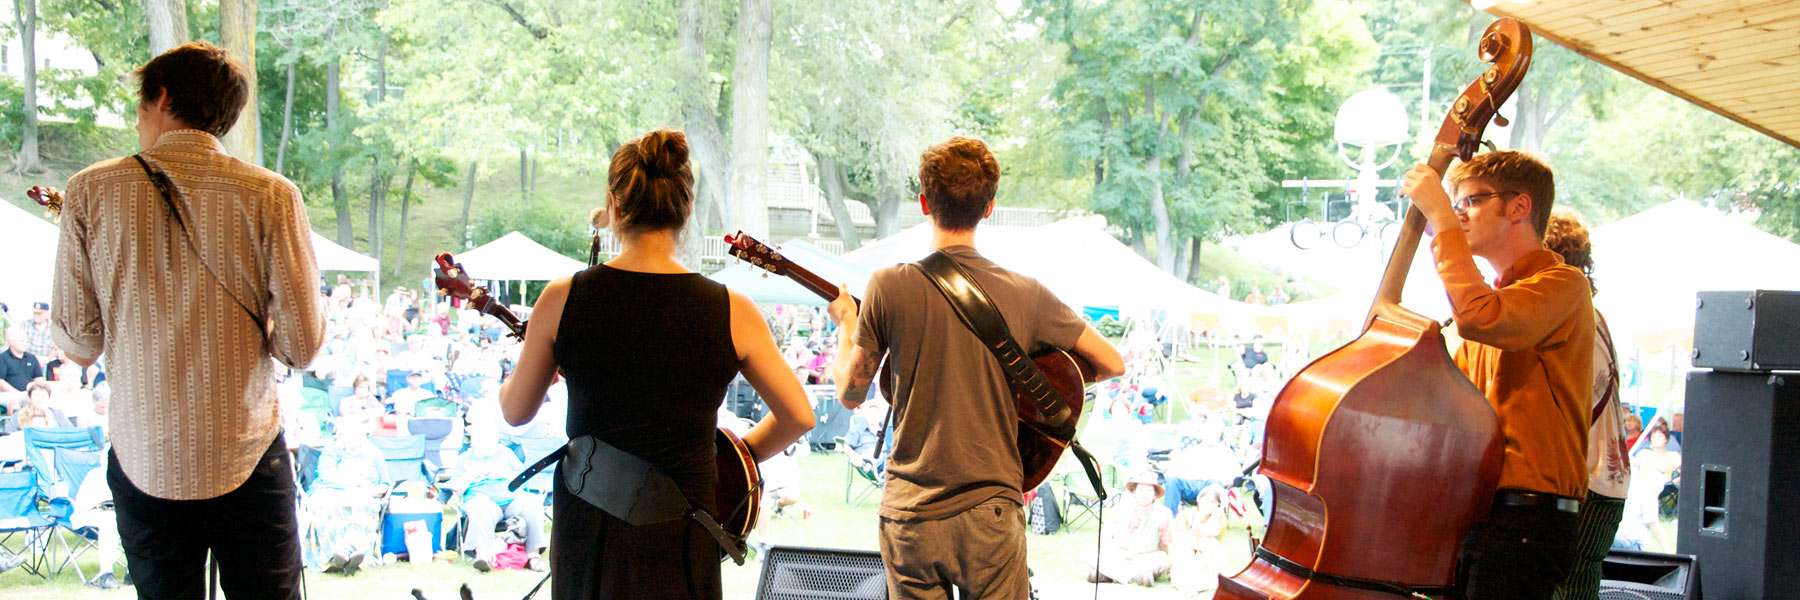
[27, 186, 63, 222]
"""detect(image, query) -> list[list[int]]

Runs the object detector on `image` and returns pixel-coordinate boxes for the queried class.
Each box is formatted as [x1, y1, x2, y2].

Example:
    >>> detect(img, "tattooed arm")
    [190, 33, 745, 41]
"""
[826, 284, 883, 409]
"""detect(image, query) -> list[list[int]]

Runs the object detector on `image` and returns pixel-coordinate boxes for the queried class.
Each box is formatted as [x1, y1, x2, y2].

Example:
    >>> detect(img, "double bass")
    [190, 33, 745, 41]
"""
[1219, 19, 1532, 600]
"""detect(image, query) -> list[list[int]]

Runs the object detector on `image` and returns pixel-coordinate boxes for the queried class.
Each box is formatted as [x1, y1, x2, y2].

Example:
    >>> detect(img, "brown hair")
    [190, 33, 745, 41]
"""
[14, 404, 50, 429]
[607, 129, 694, 235]
[1543, 209, 1596, 294]
[25, 380, 53, 400]
[133, 41, 250, 138]
[918, 137, 1000, 231]
[1446, 150, 1555, 237]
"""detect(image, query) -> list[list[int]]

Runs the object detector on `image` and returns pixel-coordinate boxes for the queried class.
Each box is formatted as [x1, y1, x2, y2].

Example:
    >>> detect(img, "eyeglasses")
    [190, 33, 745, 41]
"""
[1451, 191, 1519, 215]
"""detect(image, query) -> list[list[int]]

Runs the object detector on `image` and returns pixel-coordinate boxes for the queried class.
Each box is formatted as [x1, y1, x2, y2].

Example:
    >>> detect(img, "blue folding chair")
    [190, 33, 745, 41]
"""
[406, 417, 458, 478]
[368, 434, 431, 487]
[507, 435, 567, 499]
[22, 426, 111, 581]
[0, 468, 52, 578]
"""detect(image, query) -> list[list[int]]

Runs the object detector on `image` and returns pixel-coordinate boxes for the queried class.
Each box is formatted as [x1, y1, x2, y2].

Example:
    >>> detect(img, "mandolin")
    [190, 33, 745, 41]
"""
[431, 252, 764, 551]
[723, 232, 1093, 492]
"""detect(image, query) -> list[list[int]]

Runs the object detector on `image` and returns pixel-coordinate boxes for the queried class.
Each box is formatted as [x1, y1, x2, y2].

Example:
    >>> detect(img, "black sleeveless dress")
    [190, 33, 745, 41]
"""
[550, 265, 739, 599]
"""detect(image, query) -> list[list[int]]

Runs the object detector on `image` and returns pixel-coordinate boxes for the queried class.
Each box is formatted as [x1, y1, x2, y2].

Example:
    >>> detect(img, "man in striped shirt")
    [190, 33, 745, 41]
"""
[52, 42, 325, 597]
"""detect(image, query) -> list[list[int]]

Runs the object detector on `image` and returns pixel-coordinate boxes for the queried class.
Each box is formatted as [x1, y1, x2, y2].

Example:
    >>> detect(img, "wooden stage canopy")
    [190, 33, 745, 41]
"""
[1479, 0, 1800, 150]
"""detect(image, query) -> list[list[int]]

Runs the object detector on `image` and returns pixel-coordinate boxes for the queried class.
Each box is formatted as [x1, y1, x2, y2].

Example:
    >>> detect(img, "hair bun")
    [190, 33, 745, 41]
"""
[639, 129, 689, 176]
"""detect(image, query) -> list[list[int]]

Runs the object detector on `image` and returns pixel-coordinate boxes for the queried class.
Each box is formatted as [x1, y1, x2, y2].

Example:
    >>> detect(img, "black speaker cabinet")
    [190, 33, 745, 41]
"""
[1677, 371, 1800, 600]
[1692, 290, 1800, 371]
[756, 545, 886, 600]
[1599, 549, 1701, 600]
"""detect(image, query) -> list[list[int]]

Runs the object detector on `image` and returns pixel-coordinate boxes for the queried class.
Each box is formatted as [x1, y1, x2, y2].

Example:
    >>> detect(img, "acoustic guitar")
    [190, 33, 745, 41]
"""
[431, 252, 763, 546]
[723, 232, 1093, 491]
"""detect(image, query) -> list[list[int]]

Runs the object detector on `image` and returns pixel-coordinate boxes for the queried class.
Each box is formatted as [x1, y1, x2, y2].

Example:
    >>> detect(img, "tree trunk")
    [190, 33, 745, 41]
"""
[1173, 235, 1192, 281]
[1129, 227, 1148, 259]
[275, 61, 296, 173]
[143, 0, 188, 56]
[14, 0, 40, 174]
[1186, 236, 1204, 284]
[872, 174, 904, 239]
[218, 0, 257, 163]
[519, 146, 529, 205]
[530, 152, 539, 199]
[368, 157, 388, 258]
[728, 0, 772, 238]
[393, 160, 417, 278]
[816, 156, 861, 249]
[677, 0, 731, 267]
[328, 59, 350, 246]
[1146, 153, 1172, 271]
[460, 159, 478, 249]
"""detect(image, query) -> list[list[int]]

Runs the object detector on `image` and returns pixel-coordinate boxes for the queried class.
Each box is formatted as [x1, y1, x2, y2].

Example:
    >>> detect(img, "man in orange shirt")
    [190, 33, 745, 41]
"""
[1402, 151, 1593, 600]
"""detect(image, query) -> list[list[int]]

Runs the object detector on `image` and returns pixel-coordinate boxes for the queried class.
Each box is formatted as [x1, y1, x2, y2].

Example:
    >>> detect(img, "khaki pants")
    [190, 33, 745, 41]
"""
[878, 497, 1029, 600]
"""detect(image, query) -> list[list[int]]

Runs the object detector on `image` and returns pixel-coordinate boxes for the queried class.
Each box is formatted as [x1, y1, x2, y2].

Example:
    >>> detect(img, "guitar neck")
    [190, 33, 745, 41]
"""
[783, 262, 855, 306]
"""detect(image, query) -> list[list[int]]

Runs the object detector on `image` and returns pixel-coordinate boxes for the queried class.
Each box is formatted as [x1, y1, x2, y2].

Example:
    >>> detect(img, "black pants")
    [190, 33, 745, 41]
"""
[108, 433, 302, 600]
[1461, 501, 1582, 600]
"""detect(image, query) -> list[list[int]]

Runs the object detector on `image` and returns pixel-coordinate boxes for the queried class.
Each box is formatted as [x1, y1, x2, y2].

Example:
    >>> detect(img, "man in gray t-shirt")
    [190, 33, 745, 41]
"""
[829, 137, 1123, 600]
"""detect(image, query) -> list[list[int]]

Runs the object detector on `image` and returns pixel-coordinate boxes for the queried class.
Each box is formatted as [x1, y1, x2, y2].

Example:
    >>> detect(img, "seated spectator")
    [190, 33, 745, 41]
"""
[1088, 471, 1173, 586]
[1232, 380, 1257, 410]
[70, 452, 123, 589]
[300, 422, 390, 575]
[842, 401, 888, 477]
[337, 375, 382, 428]
[2, 382, 73, 433]
[451, 421, 546, 572]
[1239, 342, 1268, 371]
[1170, 486, 1230, 598]
[388, 371, 435, 417]
[1160, 427, 1243, 517]
[0, 329, 45, 411]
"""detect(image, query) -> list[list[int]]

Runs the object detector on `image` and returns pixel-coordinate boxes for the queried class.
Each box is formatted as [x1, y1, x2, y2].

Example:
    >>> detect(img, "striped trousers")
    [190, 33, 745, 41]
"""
[1550, 491, 1626, 600]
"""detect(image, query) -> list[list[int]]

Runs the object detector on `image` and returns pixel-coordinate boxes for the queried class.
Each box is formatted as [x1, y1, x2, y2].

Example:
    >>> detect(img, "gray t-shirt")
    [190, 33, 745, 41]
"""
[858, 245, 1086, 521]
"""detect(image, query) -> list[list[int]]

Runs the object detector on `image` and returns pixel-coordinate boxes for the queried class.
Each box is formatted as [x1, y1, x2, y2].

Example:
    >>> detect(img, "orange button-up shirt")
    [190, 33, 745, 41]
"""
[1433, 231, 1593, 498]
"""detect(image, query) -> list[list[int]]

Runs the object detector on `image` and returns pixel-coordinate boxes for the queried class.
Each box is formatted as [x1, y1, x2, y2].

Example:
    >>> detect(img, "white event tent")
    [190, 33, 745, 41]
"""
[841, 216, 1284, 334]
[311, 232, 381, 274]
[1590, 199, 1800, 350]
[455, 231, 588, 281]
[0, 199, 61, 314]
[709, 238, 871, 306]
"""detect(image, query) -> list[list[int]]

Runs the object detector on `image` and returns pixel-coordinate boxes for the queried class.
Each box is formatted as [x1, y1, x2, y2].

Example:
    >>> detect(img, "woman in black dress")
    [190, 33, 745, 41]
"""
[498, 128, 815, 599]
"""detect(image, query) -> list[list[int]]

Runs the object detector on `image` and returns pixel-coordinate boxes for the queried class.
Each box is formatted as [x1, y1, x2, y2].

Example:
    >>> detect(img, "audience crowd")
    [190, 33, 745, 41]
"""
[0, 276, 1690, 592]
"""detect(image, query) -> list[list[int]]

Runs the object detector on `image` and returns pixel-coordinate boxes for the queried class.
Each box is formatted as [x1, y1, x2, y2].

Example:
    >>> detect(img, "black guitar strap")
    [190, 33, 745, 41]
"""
[912, 251, 1107, 501]
[132, 154, 268, 337]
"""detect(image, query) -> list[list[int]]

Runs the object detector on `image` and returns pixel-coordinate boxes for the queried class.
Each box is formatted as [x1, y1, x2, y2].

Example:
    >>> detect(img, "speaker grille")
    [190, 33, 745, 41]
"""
[756, 545, 886, 600]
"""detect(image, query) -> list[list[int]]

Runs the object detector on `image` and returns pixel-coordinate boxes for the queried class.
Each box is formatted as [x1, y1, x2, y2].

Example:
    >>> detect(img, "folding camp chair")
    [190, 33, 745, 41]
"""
[1058, 462, 1121, 533]
[368, 434, 431, 486]
[0, 467, 52, 578]
[510, 435, 566, 499]
[412, 397, 460, 419]
[20, 426, 111, 580]
[833, 436, 882, 508]
[407, 417, 459, 477]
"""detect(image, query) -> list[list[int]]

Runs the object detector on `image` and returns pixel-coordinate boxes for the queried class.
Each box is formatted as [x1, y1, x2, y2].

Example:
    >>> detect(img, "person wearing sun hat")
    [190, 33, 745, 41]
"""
[1088, 470, 1175, 587]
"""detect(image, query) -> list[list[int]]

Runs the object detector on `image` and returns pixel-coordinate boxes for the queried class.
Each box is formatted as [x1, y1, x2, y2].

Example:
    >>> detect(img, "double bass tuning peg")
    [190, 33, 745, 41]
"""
[1491, 113, 1510, 127]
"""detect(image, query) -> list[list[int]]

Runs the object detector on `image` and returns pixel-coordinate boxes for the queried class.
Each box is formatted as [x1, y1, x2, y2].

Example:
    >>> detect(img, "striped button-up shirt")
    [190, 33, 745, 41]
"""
[52, 129, 326, 500]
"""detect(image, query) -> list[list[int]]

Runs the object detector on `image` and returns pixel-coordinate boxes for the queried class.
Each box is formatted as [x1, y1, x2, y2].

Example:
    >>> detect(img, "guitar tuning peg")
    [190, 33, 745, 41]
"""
[1492, 114, 1509, 127]
[761, 273, 769, 279]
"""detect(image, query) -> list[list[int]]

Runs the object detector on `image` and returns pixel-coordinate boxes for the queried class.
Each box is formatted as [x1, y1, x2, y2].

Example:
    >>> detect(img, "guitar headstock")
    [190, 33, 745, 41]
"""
[723, 231, 788, 277]
[27, 186, 63, 222]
